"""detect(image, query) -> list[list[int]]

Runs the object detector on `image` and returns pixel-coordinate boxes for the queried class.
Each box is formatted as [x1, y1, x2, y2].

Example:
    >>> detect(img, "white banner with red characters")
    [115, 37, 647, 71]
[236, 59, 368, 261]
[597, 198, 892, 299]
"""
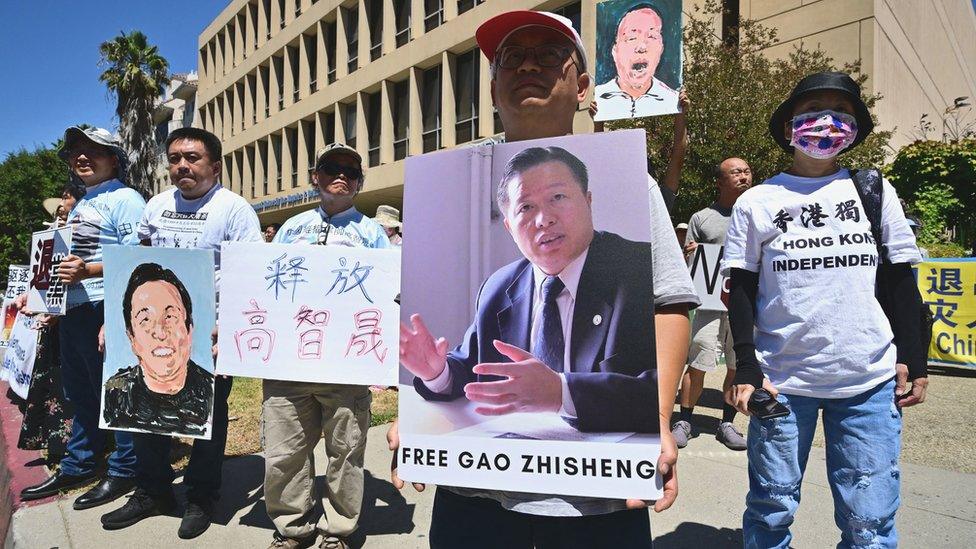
[1, 265, 30, 348]
[216, 241, 400, 386]
[689, 243, 729, 311]
[26, 227, 72, 315]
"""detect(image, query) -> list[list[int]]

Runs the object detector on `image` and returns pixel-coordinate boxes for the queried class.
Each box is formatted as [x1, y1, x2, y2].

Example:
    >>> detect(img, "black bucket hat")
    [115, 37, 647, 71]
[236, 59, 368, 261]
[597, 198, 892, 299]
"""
[769, 71, 873, 154]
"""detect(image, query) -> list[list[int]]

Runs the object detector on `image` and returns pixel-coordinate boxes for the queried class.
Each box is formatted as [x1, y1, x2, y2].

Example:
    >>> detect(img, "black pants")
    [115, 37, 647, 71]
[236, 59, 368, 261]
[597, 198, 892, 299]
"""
[132, 376, 233, 502]
[429, 487, 653, 549]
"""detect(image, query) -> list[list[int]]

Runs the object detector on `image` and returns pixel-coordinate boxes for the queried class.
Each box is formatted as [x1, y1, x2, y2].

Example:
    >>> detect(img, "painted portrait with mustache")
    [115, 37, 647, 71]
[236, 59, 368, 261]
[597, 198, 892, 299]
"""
[593, 1, 681, 121]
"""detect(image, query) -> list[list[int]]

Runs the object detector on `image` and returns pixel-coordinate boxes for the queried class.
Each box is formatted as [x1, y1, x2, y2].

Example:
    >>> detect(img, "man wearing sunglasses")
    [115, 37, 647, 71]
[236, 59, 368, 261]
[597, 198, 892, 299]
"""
[263, 143, 391, 549]
[388, 10, 696, 549]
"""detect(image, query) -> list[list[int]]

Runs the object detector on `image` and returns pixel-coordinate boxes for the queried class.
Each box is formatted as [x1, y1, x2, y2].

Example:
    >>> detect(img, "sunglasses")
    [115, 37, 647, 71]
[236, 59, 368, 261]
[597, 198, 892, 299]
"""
[495, 45, 576, 70]
[67, 147, 111, 159]
[317, 161, 362, 180]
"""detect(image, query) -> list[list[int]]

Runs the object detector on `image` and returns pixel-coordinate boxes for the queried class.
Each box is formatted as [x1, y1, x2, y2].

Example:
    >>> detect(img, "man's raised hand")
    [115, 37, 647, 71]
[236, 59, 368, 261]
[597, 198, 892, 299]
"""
[464, 340, 562, 416]
[399, 313, 449, 381]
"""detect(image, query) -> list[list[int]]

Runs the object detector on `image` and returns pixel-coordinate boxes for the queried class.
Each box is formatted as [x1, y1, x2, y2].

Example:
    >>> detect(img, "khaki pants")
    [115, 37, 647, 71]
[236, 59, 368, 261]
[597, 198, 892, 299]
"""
[262, 380, 371, 539]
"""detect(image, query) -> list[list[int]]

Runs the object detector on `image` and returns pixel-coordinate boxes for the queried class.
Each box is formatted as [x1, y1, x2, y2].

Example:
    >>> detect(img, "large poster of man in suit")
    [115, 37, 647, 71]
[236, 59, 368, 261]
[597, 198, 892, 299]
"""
[398, 130, 662, 500]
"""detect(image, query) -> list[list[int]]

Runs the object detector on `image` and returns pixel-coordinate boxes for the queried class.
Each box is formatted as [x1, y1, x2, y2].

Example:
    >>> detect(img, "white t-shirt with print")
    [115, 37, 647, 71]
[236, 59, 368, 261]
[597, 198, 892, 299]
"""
[137, 183, 263, 286]
[720, 169, 921, 398]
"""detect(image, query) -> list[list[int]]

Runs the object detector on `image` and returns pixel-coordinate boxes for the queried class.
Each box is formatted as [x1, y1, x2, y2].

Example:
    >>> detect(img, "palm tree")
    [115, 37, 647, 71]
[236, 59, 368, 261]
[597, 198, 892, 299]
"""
[99, 31, 170, 197]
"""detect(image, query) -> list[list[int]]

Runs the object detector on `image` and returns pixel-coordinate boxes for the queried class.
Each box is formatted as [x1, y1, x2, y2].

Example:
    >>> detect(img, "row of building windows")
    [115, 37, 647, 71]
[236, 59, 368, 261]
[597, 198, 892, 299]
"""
[209, 48, 497, 200]
[200, 47, 490, 167]
[200, 0, 511, 87]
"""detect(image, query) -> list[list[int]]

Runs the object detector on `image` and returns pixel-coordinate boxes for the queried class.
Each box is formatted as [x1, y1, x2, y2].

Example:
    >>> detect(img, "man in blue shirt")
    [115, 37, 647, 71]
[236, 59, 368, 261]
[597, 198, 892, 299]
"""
[265, 143, 390, 549]
[20, 126, 145, 510]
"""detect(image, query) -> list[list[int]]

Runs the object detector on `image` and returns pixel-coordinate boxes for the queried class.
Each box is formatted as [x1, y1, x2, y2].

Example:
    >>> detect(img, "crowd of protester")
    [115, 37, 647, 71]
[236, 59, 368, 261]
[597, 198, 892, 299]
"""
[3, 8, 932, 549]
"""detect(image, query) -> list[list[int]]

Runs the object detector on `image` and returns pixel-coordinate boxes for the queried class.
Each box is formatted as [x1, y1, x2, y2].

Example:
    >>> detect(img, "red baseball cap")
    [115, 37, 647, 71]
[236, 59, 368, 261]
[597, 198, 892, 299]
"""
[476, 10, 587, 72]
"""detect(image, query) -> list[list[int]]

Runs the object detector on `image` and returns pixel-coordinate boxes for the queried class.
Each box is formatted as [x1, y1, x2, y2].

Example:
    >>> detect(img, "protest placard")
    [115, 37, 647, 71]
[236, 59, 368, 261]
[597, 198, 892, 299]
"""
[216, 242, 400, 386]
[594, 0, 683, 121]
[1, 265, 30, 348]
[689, 243, 729, 311]
[100, 245, 217, 439]
[1, 312, 39, 399]
[26, 227, 72, 315]
[398, 130, 663, 500]
[918, 258, 976, 369]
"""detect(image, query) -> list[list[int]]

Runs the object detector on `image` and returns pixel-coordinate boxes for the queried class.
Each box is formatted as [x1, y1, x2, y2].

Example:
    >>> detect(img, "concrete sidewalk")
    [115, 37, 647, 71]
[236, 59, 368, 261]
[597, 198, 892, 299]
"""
[8, 423, 976, 548]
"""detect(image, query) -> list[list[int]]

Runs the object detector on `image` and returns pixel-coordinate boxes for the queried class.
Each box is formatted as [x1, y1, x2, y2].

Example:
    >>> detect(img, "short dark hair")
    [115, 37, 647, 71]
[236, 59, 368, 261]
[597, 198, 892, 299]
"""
[266, 223, 281, 231]
[61, 184, 84, 201]
[165, 127, 222, 161]
[123, 263, 194, 335]
[497, 146, 588, 211]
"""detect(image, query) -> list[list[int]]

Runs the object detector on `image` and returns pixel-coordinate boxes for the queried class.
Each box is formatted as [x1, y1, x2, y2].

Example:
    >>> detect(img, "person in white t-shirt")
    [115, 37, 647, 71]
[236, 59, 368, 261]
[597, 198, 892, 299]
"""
[721, 72, 928, 548]
[100, 127, 263, 539]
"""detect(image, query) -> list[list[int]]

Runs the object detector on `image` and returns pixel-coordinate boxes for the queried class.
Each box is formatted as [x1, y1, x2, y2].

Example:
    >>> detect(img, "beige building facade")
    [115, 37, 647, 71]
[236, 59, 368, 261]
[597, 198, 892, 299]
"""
[196, 0, 976, 224]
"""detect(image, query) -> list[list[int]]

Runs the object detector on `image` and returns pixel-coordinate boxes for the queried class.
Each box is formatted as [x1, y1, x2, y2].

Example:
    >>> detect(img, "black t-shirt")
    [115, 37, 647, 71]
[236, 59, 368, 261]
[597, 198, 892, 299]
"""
[103, 360, 214, 437]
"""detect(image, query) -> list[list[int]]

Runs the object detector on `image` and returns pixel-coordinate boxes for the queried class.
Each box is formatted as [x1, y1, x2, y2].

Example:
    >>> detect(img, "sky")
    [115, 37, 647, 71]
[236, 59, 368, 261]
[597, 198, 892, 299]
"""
[0, 1, 227, 157]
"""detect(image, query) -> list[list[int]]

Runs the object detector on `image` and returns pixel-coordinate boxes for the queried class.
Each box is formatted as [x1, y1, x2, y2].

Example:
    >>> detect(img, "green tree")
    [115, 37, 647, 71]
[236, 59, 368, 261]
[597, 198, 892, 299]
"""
[99, 30, 170, 198]
[0, 146, 68, 270]
[609, 0, 891, 223]
[885, 139, 976, 248]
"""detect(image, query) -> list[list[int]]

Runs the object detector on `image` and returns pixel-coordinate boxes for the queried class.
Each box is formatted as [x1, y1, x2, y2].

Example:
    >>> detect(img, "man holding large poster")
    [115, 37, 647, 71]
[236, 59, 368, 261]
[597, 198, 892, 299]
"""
[263, 143, 391, 549]
[391, 10, 698, 548]
[100, 127, 262, 539]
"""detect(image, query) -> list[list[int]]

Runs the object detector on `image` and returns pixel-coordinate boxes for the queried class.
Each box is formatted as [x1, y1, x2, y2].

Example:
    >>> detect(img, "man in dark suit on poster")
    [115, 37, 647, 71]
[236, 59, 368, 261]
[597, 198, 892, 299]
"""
[400, 146, 659, 434]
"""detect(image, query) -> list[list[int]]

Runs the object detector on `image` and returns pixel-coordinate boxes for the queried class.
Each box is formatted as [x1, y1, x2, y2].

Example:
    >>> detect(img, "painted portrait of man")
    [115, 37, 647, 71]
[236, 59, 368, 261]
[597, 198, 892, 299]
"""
[594, 0, 682, 121]
[102, 262, 214, 437]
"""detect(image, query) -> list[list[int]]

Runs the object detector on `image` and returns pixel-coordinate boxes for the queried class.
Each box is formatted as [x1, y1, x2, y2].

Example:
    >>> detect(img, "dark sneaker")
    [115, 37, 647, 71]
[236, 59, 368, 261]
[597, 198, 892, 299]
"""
[268, 533, 317, 549]
[319, 535, 350, 549]
[178, 499, 215, 539]
[671, 420, 692, 449]
[100, 488, 175, 530]
[716, 421, 747, 451]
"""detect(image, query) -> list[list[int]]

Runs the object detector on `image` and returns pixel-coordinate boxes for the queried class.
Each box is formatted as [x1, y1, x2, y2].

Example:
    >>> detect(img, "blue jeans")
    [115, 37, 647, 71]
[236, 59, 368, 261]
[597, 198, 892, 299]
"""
[744, 377, 902, 549]
[133, 375, 233, 501]
[59, 302, 136, 478]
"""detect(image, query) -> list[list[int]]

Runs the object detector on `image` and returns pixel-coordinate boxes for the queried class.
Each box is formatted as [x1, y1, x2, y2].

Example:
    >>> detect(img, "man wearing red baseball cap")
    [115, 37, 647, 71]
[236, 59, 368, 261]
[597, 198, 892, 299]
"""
[389, 10, 696, 548]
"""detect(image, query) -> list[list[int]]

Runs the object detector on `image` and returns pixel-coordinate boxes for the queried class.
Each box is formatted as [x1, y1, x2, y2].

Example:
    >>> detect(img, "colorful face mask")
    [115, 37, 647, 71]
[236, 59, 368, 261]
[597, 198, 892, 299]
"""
[789, 110, 858, 159]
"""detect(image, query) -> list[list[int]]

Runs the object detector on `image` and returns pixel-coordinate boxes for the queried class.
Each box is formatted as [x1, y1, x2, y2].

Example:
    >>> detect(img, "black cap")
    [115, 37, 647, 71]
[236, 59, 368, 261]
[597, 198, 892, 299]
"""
[769, 71, 874, 154]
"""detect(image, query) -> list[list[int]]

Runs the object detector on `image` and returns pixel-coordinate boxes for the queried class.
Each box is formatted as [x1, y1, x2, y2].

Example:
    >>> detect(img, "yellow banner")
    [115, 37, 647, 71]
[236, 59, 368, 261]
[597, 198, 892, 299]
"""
[917, 259, 976, 368]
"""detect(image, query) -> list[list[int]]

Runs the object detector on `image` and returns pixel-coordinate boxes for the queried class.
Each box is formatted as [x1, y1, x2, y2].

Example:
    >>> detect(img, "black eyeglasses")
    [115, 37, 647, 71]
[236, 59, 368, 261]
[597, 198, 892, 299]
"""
[495, 45, 577, 70]
[317, 161, 362, 180]
[67, 147, 111, 159]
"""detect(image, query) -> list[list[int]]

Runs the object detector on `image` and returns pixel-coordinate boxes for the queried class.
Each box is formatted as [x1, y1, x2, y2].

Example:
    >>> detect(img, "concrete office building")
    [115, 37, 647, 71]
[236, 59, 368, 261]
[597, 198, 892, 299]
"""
[196, 0, 976, 224]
